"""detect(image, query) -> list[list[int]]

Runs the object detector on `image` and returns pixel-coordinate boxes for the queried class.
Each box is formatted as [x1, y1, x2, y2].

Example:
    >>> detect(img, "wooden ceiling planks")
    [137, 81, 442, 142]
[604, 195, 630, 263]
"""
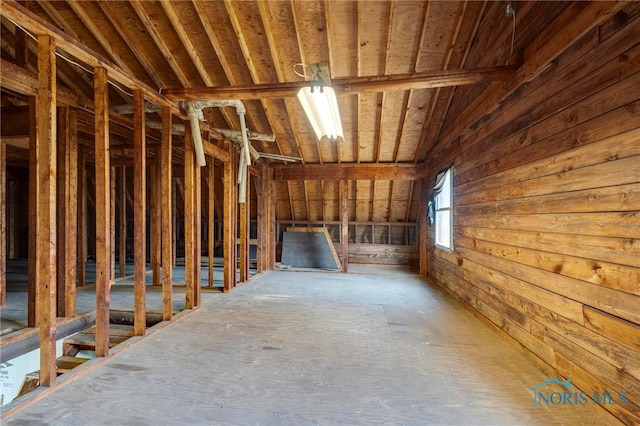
[97, 1, 178, 90]
[325, 1, 357, 165]
[2, 0, 538, 227]
[128, 1, 193, 89]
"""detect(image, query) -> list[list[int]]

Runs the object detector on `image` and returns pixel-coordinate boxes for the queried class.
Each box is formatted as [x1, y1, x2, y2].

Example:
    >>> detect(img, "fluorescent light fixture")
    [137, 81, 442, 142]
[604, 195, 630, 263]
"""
[297, 63, 343, 141]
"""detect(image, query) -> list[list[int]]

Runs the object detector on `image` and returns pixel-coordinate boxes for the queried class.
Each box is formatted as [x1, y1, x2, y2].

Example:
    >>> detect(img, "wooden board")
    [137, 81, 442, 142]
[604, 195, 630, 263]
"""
[281, 227, 341, 270]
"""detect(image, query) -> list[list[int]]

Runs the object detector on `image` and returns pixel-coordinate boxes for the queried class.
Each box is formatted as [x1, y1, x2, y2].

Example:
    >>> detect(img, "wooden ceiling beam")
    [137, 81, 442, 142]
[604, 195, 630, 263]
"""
[65, 1, 135, 76]
[159, 0, 214, 87]
[96, 1, 168, 89]
[272, 163, 426, 181]
[0, 0, 180, 115]
[0, 58, 78, 105]
[162, 65, 517, 101]
[129, 1, 191, 88]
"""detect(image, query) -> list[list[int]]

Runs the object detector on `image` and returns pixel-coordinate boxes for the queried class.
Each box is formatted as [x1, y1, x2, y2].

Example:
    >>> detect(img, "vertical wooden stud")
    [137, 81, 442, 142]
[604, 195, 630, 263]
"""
[66, 109, 78, 315]
[151, 163, 161, 287]
[232, 152, 237, 289]
[77, 146, 87, 287]
[256, 165, 264, 274]
[419, 178, 428, 277]
[28, 97, 37, 327]
[94, 67, 111, 357]
[239, 175, 249, 282]
[207, 159, 214, 288]
[36, 34, 57, 386]
[133, 89, 146, 336]
[194, 156, 201, 307]
[184, 124, 195, 308]
[0, 142, 6, 307]
[268, 168, 276, 269]
[172, 177, 177, 267]
[110, 166, 116, 283]
[56, 107, 77, 316]
[223, 146, 234, 292]
[119, 167, 127, 277]
[340, 180, 349, 273]
[160, 107, 173, 320]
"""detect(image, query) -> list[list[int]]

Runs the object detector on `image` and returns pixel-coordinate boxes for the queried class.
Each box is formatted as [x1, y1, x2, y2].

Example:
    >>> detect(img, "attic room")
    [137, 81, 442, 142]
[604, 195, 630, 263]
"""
[0, 0, 638, 423]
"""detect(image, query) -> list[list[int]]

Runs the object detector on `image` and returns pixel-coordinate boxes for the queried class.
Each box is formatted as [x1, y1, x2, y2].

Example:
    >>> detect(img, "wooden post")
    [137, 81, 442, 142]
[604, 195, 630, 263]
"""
[151, 163, 161, 286]
[110, 166, 116, 283]
[28, 97, 37, 327]
[256, 165, 265, 274]
[239, 174, 249, 283]
[194, 156, 201, 307]
[56, 107, 77, 316]
[184, 124, 195, 308]
[259, 166, 275, 272]
[36, 34, 57, 387]
[419, 178, 428, 277]
[66, 109, 78, 313]
[94, 67, 111, 357]
[160, 107, 173, 320]
[172, 177, 177, 267]
[133, 89, 146, 336]
[0, 142, 6, 307]
[77, 146, 87, 287]
[207, 160, 214, 288]
[340, 180, 349, 273]
[268, 168, 276, 269]
[232, 152, 237, 289]
[118, 167, 127, 277]
[223, 145, 234, 292]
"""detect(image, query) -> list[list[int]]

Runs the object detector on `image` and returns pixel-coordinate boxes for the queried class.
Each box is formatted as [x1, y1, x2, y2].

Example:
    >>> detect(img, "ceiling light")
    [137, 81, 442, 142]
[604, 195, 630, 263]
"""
[296, 62, 343, 141]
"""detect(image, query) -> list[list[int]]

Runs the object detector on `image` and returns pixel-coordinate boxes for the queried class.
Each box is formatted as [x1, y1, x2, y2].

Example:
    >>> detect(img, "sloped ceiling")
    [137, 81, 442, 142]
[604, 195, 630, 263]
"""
[0, 1, 570, 224]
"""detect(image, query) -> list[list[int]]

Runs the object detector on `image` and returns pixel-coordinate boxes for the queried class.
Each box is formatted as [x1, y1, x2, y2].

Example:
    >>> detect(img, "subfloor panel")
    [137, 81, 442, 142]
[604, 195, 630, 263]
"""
[2, 267, 620, 425]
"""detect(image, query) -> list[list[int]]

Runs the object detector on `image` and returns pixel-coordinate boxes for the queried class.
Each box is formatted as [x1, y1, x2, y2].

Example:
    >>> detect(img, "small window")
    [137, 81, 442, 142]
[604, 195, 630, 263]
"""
[434, 168, 453, 250]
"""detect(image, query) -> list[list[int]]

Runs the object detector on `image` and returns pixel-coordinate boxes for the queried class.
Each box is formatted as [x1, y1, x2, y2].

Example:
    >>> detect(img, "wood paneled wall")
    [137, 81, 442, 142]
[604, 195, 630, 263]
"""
[426, 5, 640, 424]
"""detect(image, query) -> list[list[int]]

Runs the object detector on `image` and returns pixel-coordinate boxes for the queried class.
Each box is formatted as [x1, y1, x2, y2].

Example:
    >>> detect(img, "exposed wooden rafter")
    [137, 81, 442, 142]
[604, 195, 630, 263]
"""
[162, 65, 517, 101]
[272, 163, 426, 181]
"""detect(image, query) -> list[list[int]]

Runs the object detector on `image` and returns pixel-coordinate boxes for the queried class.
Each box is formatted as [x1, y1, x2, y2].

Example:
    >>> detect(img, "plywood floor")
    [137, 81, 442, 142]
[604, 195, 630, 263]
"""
[2, 267, 620, 425]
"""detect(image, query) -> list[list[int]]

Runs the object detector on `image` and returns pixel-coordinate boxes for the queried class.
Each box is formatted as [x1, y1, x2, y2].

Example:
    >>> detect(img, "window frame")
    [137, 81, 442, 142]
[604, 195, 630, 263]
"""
[434, 167, 453, 251]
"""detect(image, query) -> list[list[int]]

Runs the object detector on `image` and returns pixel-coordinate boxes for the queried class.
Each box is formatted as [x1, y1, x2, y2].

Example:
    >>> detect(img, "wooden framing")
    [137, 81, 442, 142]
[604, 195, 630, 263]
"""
[194, 153, 201, 307]
[160, 107, 173, 320]
[35, 34, 57, 387]
[184, 124, 196, 308]
[28, 97, 36, 327]
[163, 66, 517, 101]
[151, 163, 161, 287]
[223, 143, 236, 292]
[272, 164, 426, 181]
[110, 165, 116, 283]
[56, 107, 77, 317]
[94, 67, 111, 357]
[0, 142, 6, 307]
[239, 175, 249, 283]
[118, 166, 127, 278]
[77, 146, 87, 287]
[419, 178, 428, 277]
[133, 89, 147, 336]
[340, 180, 349, 273]
[207, 159, 214, 288]
[256, 166, 269, 273]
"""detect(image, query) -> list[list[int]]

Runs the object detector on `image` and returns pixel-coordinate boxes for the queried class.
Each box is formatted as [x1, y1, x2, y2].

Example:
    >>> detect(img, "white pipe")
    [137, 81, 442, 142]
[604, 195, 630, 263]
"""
[236, 106, 252, 167]
[186, 102, 207, 167]
[249, 144, 261, 160]
[214, 128, 276, 143]
[238, 149, 248, 203]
